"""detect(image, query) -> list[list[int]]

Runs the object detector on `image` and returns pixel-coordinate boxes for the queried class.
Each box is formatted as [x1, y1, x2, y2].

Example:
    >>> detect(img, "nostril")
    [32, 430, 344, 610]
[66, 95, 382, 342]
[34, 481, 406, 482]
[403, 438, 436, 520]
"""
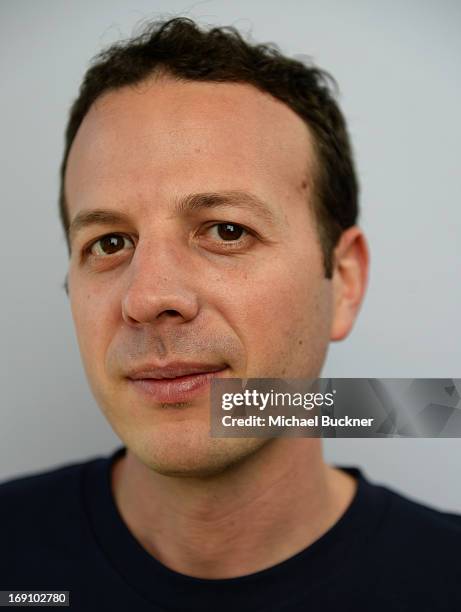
[163, 309, 181, 317]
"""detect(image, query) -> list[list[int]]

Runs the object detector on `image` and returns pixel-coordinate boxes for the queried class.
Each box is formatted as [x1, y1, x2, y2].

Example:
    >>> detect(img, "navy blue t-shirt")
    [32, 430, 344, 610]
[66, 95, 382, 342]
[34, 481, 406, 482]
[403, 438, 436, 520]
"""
[1, 446, 460, 611]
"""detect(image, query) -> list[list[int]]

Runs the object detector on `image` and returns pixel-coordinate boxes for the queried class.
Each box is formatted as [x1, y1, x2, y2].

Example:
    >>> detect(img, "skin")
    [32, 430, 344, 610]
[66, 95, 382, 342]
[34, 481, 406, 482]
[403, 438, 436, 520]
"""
[65, 75, 369, 578]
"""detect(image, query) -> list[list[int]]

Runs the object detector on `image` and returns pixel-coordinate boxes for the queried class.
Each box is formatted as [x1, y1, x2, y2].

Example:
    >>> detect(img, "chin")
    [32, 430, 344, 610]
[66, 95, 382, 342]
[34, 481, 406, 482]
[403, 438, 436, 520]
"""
[128, 423, 269, 479]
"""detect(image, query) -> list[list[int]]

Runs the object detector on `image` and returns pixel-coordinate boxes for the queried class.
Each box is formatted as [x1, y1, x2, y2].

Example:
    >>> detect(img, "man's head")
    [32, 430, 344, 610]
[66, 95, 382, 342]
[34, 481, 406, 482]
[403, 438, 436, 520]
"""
[63, 18, 368, 477]
[60, 17, 358, 278]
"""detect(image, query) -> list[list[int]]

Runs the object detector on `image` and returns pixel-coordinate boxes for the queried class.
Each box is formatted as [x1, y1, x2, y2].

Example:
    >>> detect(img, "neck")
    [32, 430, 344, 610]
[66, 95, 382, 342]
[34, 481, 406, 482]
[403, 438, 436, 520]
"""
[111, 439, 357, 579]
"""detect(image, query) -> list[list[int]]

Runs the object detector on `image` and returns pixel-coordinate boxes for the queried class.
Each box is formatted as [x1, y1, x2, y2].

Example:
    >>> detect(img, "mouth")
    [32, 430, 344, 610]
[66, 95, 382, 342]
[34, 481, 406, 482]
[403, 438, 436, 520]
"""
[127, 364, 229, 404]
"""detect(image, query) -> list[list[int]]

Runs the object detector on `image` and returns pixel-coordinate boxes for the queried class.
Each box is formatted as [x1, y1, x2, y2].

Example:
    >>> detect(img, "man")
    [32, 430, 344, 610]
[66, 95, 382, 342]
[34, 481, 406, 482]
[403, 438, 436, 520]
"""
[1, 17, 460, 611]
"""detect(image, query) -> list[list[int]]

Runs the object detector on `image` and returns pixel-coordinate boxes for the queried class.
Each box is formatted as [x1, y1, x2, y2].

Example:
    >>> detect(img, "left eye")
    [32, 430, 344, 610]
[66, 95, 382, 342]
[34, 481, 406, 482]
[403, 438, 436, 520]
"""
[89, 234, 135, 256]
[208, 223, 247, 241]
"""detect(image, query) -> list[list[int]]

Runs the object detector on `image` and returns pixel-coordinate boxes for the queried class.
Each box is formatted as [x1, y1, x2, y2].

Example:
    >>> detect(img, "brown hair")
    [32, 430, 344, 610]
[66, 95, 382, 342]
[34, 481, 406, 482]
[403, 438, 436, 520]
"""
[60, 17, 359, 277]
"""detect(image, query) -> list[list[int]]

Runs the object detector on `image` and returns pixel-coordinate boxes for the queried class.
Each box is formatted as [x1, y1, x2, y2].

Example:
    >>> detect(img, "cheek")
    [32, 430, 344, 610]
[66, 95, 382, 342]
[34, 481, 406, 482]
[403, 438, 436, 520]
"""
[223, 254, 332, 377]
[69, 281, 118, 375]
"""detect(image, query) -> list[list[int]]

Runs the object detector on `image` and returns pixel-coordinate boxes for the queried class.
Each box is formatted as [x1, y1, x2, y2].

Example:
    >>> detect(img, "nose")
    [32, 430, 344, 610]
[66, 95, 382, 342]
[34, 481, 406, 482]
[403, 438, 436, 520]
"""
[121, 241, 200, 327]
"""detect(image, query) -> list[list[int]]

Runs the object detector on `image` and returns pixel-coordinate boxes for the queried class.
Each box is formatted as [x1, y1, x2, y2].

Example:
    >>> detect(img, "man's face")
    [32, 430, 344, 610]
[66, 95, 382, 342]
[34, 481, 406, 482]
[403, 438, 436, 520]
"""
[66, 77, 335, 476]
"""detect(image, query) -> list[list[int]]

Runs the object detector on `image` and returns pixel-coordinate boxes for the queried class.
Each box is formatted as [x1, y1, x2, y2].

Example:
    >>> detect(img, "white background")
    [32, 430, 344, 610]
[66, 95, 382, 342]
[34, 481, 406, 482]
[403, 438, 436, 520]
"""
[1, 0, 460, 510]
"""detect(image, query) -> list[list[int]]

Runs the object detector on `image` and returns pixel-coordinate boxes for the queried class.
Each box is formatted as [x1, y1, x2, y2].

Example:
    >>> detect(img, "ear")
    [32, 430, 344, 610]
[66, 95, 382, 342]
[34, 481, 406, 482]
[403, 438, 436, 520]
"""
[63, 273, 69, 297]
[330, 226, 369, 341]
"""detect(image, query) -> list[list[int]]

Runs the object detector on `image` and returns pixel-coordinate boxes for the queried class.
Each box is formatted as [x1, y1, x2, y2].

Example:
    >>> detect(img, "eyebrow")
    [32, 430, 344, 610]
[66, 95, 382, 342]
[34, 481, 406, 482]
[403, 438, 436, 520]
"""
[173, 190, 277, 224]
[68, 190, 278, 242]
[69, 210, 132, 243]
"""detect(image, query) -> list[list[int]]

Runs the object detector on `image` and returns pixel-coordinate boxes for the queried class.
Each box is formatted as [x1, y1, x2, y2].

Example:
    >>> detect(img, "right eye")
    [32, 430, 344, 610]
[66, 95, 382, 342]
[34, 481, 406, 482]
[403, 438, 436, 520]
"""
[88, 234, 135, 257]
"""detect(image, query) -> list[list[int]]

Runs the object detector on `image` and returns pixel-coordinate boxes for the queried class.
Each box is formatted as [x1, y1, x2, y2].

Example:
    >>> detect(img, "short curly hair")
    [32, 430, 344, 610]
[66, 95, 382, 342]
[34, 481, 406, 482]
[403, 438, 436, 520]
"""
[60, 17, 359, 277]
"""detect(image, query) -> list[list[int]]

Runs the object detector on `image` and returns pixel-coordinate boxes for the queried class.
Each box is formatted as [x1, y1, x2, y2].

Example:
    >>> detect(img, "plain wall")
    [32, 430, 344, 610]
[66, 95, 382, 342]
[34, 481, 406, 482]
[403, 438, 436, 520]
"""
[1, 0, 460, 511]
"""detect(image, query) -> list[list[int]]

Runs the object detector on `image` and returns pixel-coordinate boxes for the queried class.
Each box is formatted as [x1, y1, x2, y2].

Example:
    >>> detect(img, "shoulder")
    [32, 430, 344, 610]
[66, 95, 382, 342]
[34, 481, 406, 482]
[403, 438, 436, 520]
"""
[0, 455, 111, 586]
[0, 457, 91, 502]
[0, 456, 102, 536]
[359, 475, 461, 606]
[375, 480, 461, 543]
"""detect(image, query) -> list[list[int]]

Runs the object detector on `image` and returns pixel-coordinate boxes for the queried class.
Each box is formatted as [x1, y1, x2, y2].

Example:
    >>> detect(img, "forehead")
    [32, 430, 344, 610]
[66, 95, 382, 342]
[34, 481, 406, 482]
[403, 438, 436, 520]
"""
[65, 77, 315, 220]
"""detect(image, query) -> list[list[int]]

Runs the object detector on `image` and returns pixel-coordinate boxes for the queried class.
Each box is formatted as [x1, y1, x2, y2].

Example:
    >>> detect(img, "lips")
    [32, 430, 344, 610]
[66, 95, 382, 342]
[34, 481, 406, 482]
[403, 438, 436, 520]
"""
[126, 362, 228, 403]
[128, 362, 226, 380]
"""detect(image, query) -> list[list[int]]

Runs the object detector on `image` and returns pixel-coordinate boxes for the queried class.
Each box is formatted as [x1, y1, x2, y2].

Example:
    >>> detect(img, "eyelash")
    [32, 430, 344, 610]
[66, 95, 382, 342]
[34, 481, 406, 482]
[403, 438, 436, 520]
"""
[200, 222, 252, 249]
[84, 234, 134, 258]
[83, 222, 254, 258]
